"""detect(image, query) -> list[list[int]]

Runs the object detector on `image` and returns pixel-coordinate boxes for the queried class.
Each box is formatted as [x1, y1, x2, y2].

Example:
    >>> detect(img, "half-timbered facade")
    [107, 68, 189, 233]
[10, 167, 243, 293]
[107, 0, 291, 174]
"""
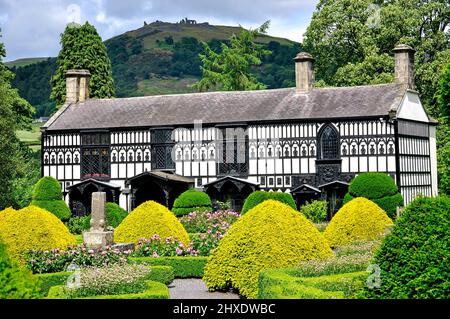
[41, 44, 438, 214]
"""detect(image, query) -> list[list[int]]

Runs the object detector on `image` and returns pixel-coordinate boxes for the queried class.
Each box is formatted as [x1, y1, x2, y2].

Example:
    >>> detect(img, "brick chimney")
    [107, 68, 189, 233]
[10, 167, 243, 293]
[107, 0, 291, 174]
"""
[294, 52, 315, 94]
[393, 44, 415, 90]
[65, 69, 91, 104]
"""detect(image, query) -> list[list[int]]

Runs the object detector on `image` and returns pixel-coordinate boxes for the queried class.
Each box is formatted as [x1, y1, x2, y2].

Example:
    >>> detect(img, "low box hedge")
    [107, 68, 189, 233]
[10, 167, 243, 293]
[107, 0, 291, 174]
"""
[35, 271, 72, 297]
[147, 266, 174, 285]
[47, 280, 169, 299]
[258, 270, 367, 299]
[129, 256, 207, 278]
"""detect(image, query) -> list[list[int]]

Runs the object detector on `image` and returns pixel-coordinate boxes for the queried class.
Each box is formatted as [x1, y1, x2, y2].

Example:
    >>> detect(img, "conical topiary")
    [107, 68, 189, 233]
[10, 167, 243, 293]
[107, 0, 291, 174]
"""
[114, 201, 190, 245]
[203, 200, 333, 298]
[324, 197, 393, 247]
[0, 206, 76, 262]
[172, 189, 212, 216]
[31, 176, 71, 221]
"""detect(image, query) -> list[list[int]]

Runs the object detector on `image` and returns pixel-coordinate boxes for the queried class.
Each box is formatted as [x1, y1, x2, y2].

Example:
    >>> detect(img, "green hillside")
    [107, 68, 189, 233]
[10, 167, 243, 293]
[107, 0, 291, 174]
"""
[5, 57, 49, 68]
[9, 21, 301, 117]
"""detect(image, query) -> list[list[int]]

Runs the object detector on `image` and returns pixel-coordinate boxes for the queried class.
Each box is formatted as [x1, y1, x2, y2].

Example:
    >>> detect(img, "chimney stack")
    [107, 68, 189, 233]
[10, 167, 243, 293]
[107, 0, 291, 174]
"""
[294, 52, 315, 94]
[393, 44, 415, 90]
[65, 69, 91, 104]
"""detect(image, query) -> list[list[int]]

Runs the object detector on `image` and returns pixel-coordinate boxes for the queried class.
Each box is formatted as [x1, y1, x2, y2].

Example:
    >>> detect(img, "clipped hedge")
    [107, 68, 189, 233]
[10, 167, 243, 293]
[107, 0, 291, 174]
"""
[172, 189, 212, 216]
[343, 173, 403, 218]
[364, 196, 450, 299]
[203, 200, 333, 298]
[0, 206, 76, 262]
[324, 198, 393, 247]
[147, 266, 174, 285]
[241, 191, 297, 214]
[258, 270, 366, 299]
[105, 202, 128, 228]
[35, 272, 72, 297]
[130, 256, 207, 278]
[114, 201, 190, 246]
[47, 280, 169, 299]
[32, 176, 62, 201]
[31, 200, 71, 222]
[0, 244, 40, 299]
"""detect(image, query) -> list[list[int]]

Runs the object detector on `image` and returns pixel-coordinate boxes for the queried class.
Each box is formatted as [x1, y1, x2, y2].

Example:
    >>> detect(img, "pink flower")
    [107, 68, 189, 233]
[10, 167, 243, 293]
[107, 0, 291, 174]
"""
[152, 251, 159, 258]
[176, 248, 183, 256]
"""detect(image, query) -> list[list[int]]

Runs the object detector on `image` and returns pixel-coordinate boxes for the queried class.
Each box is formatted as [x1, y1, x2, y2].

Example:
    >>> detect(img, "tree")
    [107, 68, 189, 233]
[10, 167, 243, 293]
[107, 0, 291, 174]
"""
[195, 21, 271, 91]
[0, 30, 36, 210]
[437, 61, 450, 123]
[51, 22, 115, 107]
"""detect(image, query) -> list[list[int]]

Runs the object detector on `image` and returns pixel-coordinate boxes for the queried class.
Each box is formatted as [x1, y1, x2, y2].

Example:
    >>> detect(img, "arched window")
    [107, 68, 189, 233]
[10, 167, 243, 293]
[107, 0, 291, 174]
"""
[318, 125, 340, 160]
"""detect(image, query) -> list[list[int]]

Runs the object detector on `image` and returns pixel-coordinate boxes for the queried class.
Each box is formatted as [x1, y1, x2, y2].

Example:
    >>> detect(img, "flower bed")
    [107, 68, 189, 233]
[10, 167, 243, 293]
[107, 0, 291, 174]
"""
[130, 235, 198, 258]
[179, 210, 240, 233]
[130, 256, 208, 278]
[26, 245, 131, 274]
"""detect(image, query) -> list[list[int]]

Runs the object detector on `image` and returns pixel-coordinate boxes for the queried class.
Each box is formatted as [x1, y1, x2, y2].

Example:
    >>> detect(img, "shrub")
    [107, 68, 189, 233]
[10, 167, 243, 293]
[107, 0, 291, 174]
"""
[146, 266, 174, 285]
[203, 200, 333, 298]
[31, 200, 71, 221]
[241, 191, 297, 214]
[32, 176, 62, 201]
[179, 210, 240, 233]
[67, 215, 91, 235]
[0, 244, 40, 299]
[300, 200, 328, 223]
[130, 256, 207, 278]
[105, 202, 128, 228]
[0, 206, 76, 262]
[114, 201, 190, 245]
[190, 232, 224, 256]
[343, 173, 403, 218]
[31, 176, 71, 221]
[258, 270, 366, 299]
[131, 235, 198, 258]
[324, 198, 393, 247]
[35, 272, 72, 297]
[364, 196, 450, 299]
[172, 189, 212, 216]
[26, 245, 130, 274]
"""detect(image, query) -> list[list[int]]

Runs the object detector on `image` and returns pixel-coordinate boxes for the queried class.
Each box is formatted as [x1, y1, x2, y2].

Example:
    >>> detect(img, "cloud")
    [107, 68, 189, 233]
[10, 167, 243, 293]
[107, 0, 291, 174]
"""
[0, 0, 318, 61]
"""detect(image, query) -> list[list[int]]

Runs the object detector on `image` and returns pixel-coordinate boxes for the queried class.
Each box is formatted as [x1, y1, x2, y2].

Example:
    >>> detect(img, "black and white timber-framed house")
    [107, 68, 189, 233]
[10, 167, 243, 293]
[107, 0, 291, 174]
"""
[41, 44, 438, 215]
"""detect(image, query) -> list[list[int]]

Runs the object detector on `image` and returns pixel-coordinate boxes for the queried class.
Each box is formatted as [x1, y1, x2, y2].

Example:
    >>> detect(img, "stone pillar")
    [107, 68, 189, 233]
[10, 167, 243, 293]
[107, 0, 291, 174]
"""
[294, 52, 315, 94]
[393, 44, 415, 90]
[83, 192, 114, 247]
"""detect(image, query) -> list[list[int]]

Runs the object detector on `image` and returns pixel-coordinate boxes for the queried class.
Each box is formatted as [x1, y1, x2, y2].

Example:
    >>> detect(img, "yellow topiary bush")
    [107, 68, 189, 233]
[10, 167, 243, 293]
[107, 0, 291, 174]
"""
[114, 201, 190, 246]
[323, 197, 393, 248]
[203, 200, 333, 299]
[0, 206, 76, 262]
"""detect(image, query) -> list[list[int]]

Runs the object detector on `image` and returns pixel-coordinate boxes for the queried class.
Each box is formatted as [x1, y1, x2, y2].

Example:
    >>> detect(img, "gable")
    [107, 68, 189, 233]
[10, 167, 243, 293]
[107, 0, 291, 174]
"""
[397, 91, 429, 123]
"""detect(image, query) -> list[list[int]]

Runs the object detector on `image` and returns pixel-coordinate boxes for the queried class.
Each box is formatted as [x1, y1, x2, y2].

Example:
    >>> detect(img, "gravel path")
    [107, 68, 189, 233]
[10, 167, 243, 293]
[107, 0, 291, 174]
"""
[169, 279, 239, 299]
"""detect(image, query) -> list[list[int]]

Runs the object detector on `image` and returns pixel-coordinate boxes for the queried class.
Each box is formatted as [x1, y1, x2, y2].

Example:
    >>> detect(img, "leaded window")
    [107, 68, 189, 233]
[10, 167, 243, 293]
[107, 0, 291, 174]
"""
[81, 132, 110, 179]
[318, 125, 340, 160]
[217, 127, 248, 176]
[151, 129, 175, 170]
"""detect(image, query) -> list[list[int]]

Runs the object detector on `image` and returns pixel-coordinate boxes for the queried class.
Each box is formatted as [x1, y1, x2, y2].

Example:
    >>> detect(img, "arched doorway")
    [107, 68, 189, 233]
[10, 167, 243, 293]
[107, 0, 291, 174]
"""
[134, 180, 166, 208]
[68, 179, 121, 217]
[204, 176, 259, 212]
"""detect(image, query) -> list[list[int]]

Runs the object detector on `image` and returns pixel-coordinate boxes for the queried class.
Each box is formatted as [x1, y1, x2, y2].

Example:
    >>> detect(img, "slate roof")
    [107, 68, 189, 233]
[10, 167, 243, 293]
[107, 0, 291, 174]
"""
[44, 84, 406, 131]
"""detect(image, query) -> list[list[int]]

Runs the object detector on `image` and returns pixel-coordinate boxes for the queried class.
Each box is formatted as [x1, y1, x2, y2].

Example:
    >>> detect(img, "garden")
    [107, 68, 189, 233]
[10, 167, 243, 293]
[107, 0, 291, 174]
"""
[0, 172, 448, 300]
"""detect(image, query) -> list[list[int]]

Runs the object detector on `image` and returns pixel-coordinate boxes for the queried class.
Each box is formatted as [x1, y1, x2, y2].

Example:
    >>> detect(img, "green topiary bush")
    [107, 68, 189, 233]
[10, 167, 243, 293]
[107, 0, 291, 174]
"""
[364, 196, 450, 299]
[105, 202, 128, 228]
[172, 189, 212, 216]
[203, 200, 333, 298]
[31, 176, 71, 221]
[114, 201, 190, 245]
[130, 256, 208, 278]
[31, 200, 71, 221]
[241, 191, 297, 214]
[0, 243, 40, 299]
[32, 176, 62, 201]
[300, 200, 328, 223]
[343, 173, 403, 219]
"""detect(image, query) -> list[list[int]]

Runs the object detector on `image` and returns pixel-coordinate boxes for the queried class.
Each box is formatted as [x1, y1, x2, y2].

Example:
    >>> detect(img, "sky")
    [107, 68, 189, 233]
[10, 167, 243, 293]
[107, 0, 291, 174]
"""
[0, 0, 319, 61]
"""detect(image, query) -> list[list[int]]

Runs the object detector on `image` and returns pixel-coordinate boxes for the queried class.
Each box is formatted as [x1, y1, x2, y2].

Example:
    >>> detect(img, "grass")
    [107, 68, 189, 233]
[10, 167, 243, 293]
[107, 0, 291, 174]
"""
[5, 57, 49, 68]
[16, 122, 42, 151]
[136, 76, 198, 96]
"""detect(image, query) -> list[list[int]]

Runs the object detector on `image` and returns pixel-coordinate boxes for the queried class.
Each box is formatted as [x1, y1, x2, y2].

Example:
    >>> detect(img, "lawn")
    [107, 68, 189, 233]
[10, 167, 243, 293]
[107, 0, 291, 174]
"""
[16, 122, 42, 151]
